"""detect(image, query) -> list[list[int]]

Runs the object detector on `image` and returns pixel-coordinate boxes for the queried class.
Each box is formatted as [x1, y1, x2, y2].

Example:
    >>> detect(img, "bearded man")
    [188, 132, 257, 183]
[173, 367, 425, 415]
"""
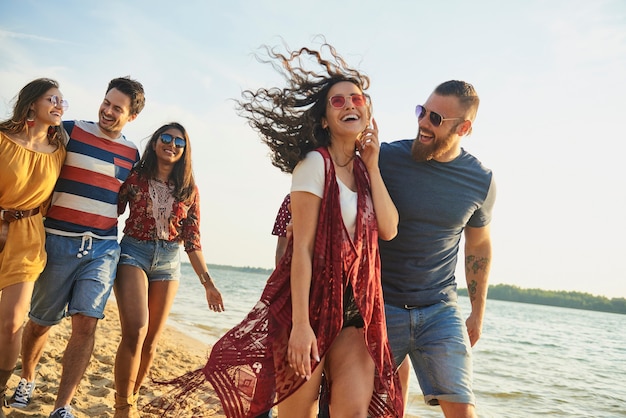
[379, 80, 496, 418]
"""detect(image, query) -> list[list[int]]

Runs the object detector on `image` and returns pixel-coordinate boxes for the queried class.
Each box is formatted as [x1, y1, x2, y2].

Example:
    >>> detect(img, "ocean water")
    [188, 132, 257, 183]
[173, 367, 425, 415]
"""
[169, 264, 626, 417]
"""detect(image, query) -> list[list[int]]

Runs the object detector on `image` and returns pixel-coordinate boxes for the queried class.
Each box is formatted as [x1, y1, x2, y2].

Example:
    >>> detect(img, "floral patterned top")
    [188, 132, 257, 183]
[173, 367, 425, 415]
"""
[118, 171, 202, 252]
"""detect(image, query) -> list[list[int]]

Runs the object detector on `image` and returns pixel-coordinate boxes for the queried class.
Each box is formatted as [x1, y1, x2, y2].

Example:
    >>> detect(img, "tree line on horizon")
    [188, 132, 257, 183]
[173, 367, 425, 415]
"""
[205, 263, 626, 315]
[207, 263, 273, 275]
[458, 284, 626, 315]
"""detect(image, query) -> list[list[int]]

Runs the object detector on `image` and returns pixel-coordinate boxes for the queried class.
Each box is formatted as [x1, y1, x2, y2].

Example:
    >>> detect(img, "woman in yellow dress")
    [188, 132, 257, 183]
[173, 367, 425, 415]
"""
[0, 78, 68, 417]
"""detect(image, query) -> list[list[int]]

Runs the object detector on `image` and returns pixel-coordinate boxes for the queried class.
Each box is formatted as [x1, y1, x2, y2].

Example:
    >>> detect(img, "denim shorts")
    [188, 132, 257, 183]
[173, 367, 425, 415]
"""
[29, 233, 120, 326]
[385, 301, 475, 406]
[118, 235, 181, 282]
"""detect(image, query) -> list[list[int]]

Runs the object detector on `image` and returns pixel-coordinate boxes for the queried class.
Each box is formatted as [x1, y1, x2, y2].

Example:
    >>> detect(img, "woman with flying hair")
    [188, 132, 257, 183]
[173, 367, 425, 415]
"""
[203, 42, 403, 417]
[112, 122, 224, 418]
[0, 78, 67, 418]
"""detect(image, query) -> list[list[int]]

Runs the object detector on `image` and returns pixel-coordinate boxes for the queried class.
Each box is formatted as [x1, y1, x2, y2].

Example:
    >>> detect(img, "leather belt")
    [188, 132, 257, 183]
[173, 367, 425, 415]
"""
[0, 207, 40, 252]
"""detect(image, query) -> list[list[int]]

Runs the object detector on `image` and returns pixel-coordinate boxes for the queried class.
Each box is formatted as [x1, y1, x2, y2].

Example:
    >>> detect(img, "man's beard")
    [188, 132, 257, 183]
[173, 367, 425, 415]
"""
[411, 128, 456, 162]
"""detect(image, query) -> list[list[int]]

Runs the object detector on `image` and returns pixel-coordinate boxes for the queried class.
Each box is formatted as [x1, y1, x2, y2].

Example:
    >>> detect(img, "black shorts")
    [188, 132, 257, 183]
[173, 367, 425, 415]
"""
[342, 284, 364, 328]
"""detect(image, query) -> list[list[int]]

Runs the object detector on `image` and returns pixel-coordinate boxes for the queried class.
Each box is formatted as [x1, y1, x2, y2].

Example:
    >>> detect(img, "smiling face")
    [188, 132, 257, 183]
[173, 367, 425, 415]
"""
[412, 93, 468, 162]
[98, 87, 137, 139]
[321, 81, 370, 139]
[32, 87, 65, 127]
[153, 127, 185, 166]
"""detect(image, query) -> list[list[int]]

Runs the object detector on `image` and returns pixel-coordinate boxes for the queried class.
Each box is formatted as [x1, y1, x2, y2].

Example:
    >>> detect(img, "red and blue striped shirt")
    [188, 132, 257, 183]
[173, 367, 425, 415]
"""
[44, 120, 139, 239]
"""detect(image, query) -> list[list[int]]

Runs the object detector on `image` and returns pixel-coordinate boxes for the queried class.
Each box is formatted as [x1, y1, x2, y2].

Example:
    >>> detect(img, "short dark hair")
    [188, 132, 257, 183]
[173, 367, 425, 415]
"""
[434, 80, 479, 121]
[107, 76, 145, 116]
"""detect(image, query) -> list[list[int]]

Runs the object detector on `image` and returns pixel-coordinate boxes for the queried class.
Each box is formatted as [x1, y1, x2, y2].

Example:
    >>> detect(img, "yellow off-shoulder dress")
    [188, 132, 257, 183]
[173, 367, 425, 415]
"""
[0, 132, 66, 289]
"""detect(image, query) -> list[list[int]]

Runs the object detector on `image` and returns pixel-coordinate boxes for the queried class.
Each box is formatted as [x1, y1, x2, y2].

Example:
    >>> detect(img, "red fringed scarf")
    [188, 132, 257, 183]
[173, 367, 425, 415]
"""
[146, 148, 402, 417]
[205, 148, 402, 417]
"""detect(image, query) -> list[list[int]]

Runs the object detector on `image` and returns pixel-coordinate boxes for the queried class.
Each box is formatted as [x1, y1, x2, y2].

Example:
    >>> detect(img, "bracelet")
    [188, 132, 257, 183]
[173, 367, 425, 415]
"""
[199, 271, 211, 284]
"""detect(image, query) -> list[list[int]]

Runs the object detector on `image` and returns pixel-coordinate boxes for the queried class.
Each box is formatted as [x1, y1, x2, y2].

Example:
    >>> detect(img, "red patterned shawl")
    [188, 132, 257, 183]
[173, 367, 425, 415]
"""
[205, 147, 402, 417]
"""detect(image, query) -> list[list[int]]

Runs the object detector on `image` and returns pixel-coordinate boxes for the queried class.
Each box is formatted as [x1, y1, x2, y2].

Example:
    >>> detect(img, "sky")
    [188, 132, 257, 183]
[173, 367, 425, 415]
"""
[1, 0, 625, 299]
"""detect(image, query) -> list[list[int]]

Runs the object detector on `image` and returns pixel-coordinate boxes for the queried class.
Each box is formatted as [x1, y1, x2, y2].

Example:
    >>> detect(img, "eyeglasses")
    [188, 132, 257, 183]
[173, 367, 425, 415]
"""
[47, 95, 69, 111]
[160, 133, 186, 148]
[415, 105, 462, 127]
[328, 94, 367, 108]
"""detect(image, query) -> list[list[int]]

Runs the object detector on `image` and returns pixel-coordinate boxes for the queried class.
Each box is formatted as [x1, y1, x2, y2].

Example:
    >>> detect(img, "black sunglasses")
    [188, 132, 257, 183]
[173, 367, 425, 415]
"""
[415, 105, 462, 127]
[159, 133, 186, 148]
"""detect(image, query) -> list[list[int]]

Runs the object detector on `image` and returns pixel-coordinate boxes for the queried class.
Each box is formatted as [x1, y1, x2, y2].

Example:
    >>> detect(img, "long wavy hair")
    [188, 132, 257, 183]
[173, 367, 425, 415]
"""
[0, 78, 66, 147]
[237, 41, 371, 173]
[134, 122, 196, 204]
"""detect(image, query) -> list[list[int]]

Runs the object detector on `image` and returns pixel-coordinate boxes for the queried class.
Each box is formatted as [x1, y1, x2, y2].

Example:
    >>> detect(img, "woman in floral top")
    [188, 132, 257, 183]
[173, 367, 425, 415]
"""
[112, 122, 224, 418]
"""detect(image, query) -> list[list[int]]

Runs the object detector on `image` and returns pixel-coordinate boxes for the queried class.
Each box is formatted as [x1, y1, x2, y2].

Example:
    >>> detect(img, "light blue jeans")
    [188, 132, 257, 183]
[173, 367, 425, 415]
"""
[30, 233, 120, 326]
[385, 301, 475, 406]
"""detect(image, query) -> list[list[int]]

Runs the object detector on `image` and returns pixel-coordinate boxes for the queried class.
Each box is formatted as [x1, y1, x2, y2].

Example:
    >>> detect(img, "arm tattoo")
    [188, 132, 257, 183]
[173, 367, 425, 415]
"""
[466, 255, 489, 275]
[468, 280, 477, 297]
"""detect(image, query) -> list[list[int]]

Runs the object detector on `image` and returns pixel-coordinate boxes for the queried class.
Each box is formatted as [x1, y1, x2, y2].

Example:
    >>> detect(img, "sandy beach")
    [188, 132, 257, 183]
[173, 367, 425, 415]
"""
[4, 301, 225, 418]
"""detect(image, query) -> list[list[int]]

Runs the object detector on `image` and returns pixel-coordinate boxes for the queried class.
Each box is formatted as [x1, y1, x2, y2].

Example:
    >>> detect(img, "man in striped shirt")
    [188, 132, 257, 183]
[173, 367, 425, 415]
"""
[10, 77, 145, 418]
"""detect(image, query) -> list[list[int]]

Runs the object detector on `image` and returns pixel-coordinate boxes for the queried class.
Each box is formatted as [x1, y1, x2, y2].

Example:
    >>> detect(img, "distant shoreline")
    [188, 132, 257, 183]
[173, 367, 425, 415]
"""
[207, 262, 273, 275]
[202, 263, 626, 315]
[458, 284, 626, 315]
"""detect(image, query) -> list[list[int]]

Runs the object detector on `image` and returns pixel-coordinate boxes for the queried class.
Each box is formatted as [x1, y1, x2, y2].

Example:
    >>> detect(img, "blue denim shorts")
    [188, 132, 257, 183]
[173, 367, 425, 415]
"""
[118, 235, 181, 282]
[385, 301, 475, 406]
[29, 234, 120, 326]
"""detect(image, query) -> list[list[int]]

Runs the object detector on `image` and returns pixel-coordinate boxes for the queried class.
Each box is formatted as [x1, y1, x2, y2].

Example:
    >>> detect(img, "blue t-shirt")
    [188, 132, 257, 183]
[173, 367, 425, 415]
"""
[379, 139, 495, 307]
